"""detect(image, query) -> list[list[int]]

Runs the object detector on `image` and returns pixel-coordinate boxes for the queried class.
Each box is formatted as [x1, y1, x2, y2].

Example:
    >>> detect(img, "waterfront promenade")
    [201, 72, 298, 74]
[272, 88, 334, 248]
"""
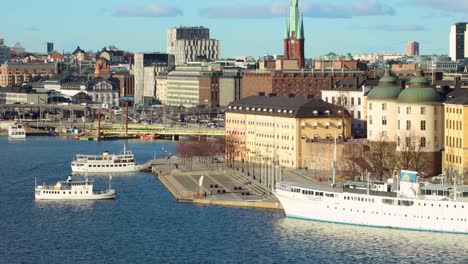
[152, 156, 333, 210]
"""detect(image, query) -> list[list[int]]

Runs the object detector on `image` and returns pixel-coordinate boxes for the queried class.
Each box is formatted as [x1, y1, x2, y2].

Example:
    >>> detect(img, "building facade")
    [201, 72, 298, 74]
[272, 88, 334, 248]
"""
[167, 27, 220, 65]
[406, 41, 419, 56]
[443, 89, 468, 182]
[43, 42, 54, 54]
[449, 22, 468, 61]
[225, 95, 351, 169]
[0, 45, 10, 64]
[0, 62, 58, 87]
[283, 0, 305, 69]
[133, 53, 174, 103]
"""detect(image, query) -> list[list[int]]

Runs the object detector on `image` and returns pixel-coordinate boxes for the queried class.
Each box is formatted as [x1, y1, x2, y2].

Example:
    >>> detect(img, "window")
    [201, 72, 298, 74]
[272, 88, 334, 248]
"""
[406, 120, 411, 130]
[351, 98, 355, 105]
[421, 107, 426, 114]
[369, 103, 372, 110]
[421, 120, 426, 131]
[369, 115, 373, 125]
[358, 98, 361, 105]
[382, 103, 387, 111]
[382, 116, 387, 125]
[420, 137, 426, 147]
[398, 120, 400, 129]
[406, 137, 411, 147]
[406, 107, 411, 115]
[397, 136, 401, 146]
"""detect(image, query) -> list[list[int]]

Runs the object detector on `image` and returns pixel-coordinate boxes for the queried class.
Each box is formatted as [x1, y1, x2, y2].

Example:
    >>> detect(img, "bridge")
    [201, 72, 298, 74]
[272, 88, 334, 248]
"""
[99, 128, 225, 137]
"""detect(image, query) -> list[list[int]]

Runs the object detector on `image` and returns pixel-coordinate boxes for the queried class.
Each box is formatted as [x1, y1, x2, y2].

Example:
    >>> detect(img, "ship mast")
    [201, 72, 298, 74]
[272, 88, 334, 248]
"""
[332, 137, 336, 186]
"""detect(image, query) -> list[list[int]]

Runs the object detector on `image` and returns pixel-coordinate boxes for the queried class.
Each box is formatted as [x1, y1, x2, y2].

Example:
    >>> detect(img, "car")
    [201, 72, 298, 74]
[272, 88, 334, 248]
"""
[206, 123, 219, 128]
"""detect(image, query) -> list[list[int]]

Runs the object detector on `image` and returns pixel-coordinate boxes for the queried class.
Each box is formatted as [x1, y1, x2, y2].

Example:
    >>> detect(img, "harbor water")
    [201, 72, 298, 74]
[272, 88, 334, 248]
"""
[1, 137, 468, 263]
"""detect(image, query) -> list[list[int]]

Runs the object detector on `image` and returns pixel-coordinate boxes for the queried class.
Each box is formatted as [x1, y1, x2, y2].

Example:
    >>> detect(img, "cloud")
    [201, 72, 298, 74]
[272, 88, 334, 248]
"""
[408, 0, 468, 13]
[113, 3, 183, 17]
[25, 26, 40, 31]
[359, 24, 427, 32]
[199, 0, 395, 19]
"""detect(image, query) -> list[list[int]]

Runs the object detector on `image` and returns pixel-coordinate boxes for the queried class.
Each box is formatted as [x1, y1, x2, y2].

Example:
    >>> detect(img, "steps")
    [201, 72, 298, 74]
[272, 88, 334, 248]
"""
[231, 172, 271, 197]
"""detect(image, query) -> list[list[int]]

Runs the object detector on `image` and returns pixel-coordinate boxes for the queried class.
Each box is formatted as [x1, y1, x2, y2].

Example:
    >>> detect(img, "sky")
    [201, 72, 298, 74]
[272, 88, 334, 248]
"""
[2, 0, 467, 59]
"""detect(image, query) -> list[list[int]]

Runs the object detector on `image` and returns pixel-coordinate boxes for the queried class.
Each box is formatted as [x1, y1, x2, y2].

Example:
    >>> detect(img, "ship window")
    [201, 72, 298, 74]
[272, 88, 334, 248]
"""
[382, 199, 394, 205]
[80, 191, 83, 194]
[86, 191, 88, 194]
[69, 191, 71, 194]
[63, 191, 65, 194]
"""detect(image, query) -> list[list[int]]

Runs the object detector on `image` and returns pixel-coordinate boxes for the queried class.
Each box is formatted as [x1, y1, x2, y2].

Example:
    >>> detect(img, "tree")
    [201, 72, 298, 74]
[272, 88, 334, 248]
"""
[224, 134, 244, 167]
[365, 135, 396, 181]
[341, 140, 367, 180]
[395, 132, 427, 174]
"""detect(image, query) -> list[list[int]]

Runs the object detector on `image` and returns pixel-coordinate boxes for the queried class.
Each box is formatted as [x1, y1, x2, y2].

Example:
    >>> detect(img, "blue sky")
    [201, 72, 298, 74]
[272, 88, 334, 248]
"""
[2, 0, 467, 58]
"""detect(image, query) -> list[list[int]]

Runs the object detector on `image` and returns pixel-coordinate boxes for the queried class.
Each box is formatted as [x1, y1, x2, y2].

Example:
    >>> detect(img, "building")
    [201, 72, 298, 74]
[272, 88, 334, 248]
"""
[71, 46, 87, 62]
[367, 72, 402, 143]
[443, 89, 468, 182]
[283, 0, 305, 69]
[43, 42, 54, 54]
[406, 42, 419, 56]
[57, 78, 119, 106]
[155, 72, 168, 105]
[449, 23, 468, 61]
[322, 76, 378, 137]
[0, 62, 58, 87]
[133, 53, 174, 103]
[167, 27, 220, 65]
[0, 45, 10, 64]
[0, 86, 48, 104]
[219, 69, 242, 107]
[113, 72, 135, 97]
[10, 43, 25, 55]
[225, 94, 351, 169]
[241, 69, 375, 99]
[315, 53, 367, 71]
[166, 64, 221, 107]
[367, 71, 444, 176]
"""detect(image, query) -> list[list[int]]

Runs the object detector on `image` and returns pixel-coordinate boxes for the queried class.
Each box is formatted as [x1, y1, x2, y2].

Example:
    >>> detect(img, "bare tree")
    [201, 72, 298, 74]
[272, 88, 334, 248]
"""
[365, 135, 396, 181]
[341, 140, 367, 180]
[224, 134, 243, 167]
[395, 132, 427, 174]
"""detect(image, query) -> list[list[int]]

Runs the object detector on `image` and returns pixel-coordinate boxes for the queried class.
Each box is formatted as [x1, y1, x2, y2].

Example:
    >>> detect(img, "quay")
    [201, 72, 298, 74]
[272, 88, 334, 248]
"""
[151, 156, 332, 210]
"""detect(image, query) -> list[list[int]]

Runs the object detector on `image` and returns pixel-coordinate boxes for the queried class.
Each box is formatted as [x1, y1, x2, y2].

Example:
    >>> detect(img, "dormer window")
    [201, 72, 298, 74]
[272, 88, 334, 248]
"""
[283, 110, 287, 113]
[278, 109, 282, 113]
[228, 106, 232, 110]
[263, 108, 267, 112]
[233, 106, 237, 110]
[269, 109, 273, 112]
[325, 110, 330, 116]
[313, 110, 318, 116]
[246, 107, 250, 111]
[239, 107, 243, 110]
[289, 110, 293, 114]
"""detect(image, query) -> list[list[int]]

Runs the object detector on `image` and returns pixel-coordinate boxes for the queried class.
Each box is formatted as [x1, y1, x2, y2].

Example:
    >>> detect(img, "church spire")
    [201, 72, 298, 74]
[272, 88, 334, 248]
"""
[289, 0, 300, 37]
[296, 13, 304, 39]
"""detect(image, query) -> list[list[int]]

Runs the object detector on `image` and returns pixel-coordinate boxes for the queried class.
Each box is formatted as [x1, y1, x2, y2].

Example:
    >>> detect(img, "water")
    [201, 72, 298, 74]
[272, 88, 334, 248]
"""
[1, 137, 468, 264]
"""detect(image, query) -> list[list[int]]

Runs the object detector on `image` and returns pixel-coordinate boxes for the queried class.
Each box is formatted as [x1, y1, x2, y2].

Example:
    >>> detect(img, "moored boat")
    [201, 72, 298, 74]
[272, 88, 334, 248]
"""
[274, 170, 468, 234]
[35, 175, 115, 200]
[8, 121, 26, 139]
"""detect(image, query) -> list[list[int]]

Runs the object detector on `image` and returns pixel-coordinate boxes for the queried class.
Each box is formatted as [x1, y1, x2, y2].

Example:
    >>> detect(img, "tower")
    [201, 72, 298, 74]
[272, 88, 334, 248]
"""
[449, 22, 468, 61]
[284, 0, 305, 68]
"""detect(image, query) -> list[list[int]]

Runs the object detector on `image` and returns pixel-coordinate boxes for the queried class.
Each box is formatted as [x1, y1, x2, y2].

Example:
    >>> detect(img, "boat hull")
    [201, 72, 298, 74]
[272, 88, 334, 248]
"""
[274, 189, 468, 234]
[35, 189, 116, 200]
[71, 165, 141, 173]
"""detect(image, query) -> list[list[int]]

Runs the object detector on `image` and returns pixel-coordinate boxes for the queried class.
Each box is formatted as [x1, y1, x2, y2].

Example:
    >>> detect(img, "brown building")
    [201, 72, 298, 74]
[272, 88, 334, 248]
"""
[0, 62, 58, 87]
[199, 74, 220, 107]
[406, 41, 419, 56]
[113, 73, 135, 97]
[314, 59, 368, 71]
[241, 70, 376, 99]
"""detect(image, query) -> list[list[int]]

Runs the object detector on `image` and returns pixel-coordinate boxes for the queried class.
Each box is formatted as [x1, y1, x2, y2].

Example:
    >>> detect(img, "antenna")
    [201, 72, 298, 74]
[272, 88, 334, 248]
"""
[332, 137, 337, 186]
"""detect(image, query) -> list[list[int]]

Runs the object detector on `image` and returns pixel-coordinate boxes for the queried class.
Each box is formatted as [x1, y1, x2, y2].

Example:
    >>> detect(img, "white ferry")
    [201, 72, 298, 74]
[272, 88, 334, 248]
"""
[8, 121, 26, 139]
[35, 175, 115, 200]
[71, 146, 142, 173]
[274, 170, 468, 234]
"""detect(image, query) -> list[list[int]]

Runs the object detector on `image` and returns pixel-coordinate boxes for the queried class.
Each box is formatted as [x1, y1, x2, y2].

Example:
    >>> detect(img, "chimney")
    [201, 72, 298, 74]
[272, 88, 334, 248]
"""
[267, 93, 277, 97]
[258, 92, 265, 96]
[288, 93, 295, 98]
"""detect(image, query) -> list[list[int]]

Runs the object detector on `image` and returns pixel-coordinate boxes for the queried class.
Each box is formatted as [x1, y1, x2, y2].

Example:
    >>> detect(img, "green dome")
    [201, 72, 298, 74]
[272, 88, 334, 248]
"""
[367, 72, 401, 101]
[397, 73, 442, 105]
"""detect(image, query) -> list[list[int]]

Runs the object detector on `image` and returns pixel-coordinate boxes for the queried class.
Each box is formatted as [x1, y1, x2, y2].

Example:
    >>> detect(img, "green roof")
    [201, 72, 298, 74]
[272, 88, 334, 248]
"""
[397, 74, 442, 105]
[367, 72, 401, 101]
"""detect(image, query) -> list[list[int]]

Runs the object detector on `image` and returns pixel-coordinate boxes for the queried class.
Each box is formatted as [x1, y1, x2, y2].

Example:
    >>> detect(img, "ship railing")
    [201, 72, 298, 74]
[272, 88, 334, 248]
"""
[343, 187, 397, 197]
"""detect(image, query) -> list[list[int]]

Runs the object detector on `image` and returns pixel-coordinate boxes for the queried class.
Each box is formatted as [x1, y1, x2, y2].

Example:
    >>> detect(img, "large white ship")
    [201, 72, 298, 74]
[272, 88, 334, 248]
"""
[71, 146, 142, 173]
[8, 121, 26, 139]
[35, 175, 115, 200]
[274, 170, 468, 234]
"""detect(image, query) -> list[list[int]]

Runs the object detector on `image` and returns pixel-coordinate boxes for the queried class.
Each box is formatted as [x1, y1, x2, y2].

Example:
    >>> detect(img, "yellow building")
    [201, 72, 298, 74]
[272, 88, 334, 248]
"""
[225, 94, 351, 169]
[443, 89, 468, 182]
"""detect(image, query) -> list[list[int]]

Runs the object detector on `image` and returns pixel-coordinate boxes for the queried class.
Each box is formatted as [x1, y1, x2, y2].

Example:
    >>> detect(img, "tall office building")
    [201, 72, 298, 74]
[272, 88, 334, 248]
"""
[167, 26, 220, 65]
[449, 22, 468, 61]
[284, 0, 305, 69]
[133, 53, 174, 103]
[406, 41, 419, 56]
[43, 42, 54, 54]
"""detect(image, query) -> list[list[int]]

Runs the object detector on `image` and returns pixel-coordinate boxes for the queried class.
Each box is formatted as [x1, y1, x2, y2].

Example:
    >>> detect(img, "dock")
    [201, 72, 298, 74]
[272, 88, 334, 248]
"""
[150, 156, 332, 210]
[151, 157, 283, 210]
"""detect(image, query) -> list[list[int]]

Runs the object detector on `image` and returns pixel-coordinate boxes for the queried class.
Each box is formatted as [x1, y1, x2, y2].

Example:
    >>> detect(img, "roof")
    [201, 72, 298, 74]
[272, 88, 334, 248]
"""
[367, 72, 402, 101]
[227, 95, 349, 118]
[444, 89, 468, 105]
[72, 46, 85, 55]
[397, 71, 442, 105]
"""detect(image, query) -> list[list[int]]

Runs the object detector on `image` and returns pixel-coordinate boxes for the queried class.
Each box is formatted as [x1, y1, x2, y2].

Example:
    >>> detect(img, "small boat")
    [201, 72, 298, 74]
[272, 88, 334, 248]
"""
[71, 145, 142, 173]
[139, 134, 156, 140]
[35, 175, 115, 200]
[8, 121, 26, 139]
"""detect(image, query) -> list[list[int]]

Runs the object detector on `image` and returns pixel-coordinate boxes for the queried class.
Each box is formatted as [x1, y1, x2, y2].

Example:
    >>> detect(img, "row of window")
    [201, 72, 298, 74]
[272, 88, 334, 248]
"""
[446, 153, 463, 165]
[446, 119, 463, 131]
[325, 97, 362, 106]
[446, 136, 463, 148]
[43, 190, 88, 194]
[397, 136, 427, 148]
